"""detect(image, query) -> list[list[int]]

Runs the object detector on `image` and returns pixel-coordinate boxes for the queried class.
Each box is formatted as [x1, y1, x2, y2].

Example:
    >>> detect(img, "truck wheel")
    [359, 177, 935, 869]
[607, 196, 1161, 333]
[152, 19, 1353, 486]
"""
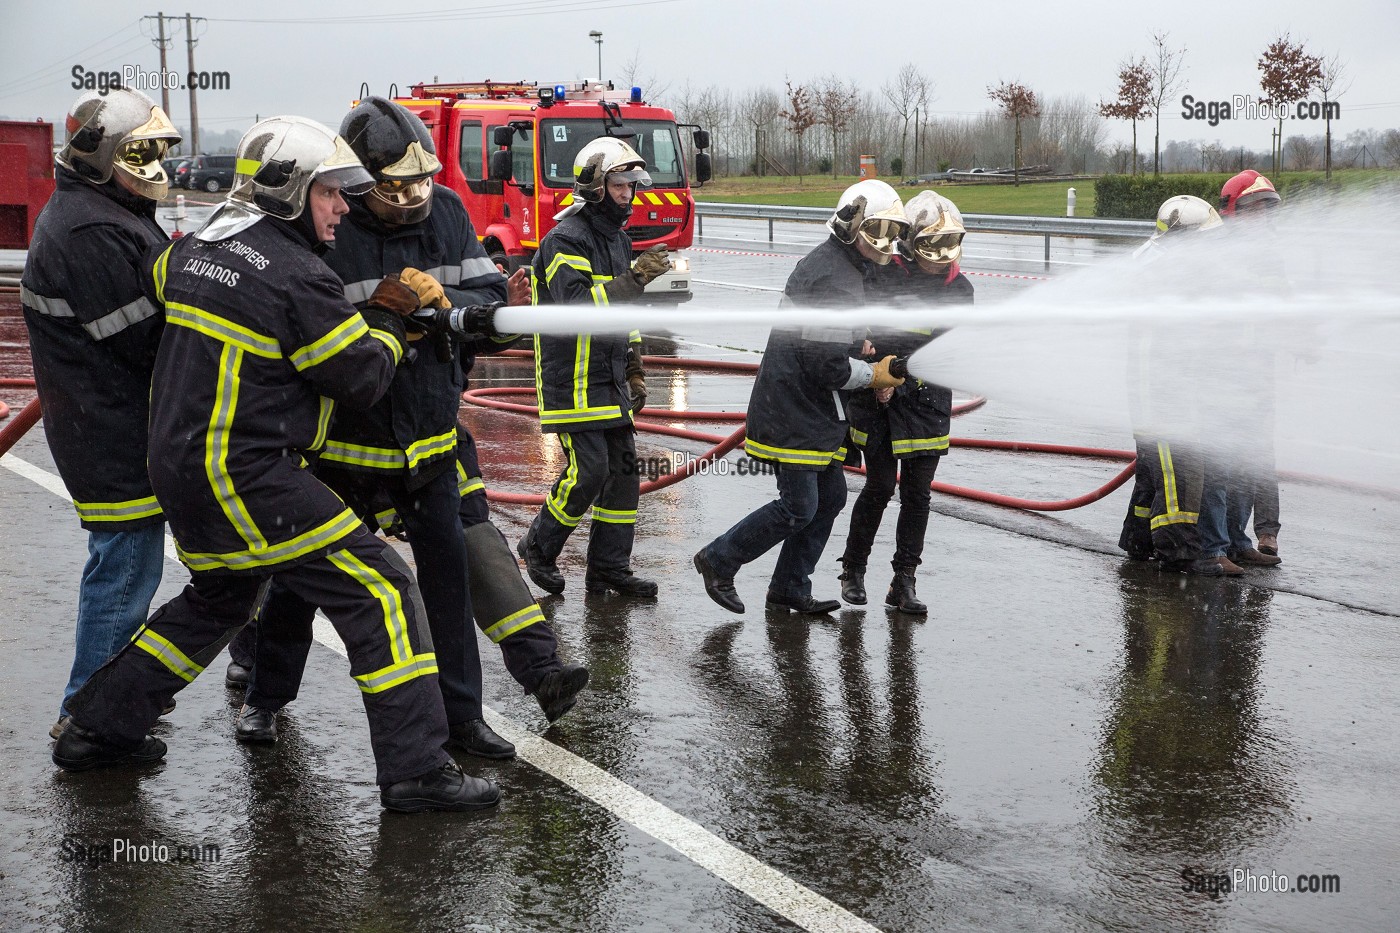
[488, 250, 510, 273]
[203, 177, 221, 193]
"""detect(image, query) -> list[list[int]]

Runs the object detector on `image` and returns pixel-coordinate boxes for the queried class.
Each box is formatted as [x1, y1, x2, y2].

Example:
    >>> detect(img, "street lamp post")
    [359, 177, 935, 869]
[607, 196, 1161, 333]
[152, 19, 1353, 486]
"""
[589, 30, 603, 82]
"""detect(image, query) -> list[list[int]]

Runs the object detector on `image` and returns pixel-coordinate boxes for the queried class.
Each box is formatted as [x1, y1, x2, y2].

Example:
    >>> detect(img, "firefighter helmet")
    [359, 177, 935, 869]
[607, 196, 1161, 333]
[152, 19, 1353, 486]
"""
[197, 116, 374, 242]
[903, 190, 966, 272]
[339, 97, 442, 225]
[827, 179, 908, 265]
[1219, 170, 1280, 217]
[56, 87, 181, 200]
[554, 136, 651, 221]
[1151, 195, 1223, 240]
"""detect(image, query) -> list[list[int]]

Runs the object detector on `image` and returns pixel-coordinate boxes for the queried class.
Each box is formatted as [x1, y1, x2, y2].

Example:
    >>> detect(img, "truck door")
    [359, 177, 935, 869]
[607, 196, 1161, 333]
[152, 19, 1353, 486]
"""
[487, 120, 539, 251]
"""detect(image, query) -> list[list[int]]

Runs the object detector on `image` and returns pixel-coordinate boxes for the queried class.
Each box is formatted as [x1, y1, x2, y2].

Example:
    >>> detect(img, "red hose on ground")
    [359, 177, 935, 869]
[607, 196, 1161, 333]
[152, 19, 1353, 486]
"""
[0, 397, 42, 457]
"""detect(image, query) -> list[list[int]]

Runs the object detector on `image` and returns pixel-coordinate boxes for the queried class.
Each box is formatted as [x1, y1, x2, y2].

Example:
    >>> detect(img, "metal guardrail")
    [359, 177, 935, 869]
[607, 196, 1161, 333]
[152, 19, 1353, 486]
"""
[693, 202, 1154, 266]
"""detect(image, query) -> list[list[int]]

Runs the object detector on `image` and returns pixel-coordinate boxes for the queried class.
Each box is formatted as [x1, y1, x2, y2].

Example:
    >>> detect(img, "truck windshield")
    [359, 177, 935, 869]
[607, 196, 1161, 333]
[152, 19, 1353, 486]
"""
[540, 119, 685, 188]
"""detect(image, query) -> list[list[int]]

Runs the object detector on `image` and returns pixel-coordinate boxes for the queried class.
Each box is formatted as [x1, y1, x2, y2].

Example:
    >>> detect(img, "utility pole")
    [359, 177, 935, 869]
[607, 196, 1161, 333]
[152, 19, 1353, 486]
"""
[185, 13, 206, 155]
[143, 13, 174, 127]
[589, 31, 603, 82]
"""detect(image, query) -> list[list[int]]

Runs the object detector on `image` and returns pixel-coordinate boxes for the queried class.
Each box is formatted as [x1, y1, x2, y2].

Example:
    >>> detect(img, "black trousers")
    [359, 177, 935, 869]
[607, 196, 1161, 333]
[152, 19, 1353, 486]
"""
[841, 415, 941, 573]
[1119, 437, 1157, 558]
[1146, 438, 1204, 563]
[69, 528, 449, 786]
[532, 425, 639, 572]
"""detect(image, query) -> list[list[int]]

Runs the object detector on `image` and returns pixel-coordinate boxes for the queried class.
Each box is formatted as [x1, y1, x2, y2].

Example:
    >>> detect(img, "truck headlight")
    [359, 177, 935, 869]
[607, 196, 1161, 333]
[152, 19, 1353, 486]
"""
[670, 256, 690, 274]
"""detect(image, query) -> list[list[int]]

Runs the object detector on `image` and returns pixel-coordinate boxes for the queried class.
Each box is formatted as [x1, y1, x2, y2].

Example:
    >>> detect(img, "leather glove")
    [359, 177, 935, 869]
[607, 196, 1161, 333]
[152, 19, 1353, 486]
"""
[869, 354, 906, 391]
[602, 271, 645, 302]
[625, 346, 646, 414]
[400, 267, 452, 310]
[365, 276, 420, 317]
[833, 195, 868, 243]
[631, 244, 670, 287]
[412, 302, 504, 339]
[506, 267, 530, 306]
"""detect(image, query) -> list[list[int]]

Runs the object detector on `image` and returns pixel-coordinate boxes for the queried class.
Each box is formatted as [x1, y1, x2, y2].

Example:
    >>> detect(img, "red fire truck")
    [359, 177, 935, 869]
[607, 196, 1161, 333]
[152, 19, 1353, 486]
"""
[387, 80, 711, 301]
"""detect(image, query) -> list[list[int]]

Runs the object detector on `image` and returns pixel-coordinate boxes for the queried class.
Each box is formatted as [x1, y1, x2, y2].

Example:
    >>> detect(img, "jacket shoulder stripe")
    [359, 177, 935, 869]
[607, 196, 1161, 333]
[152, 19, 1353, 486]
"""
[291, 313, 370, 371]
[166, 303, 282, 358]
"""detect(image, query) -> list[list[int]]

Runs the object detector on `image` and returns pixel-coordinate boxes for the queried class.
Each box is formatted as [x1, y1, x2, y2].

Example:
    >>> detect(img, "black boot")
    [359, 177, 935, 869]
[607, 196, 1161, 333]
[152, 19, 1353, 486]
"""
[517, 526, 565, 594]
[52, 722, 167, 772]
[885, 571, 927, 616]
[765, 593, 840, 615]
[380, 761, 501, 813]
[533, 663, 590, 723]
[235, 705, 277, 744]
[447, 718, 516, 759]
[225, 660, 251, 689]
[839, 565, 867, 605]
[584, 566, 658, 598]
[694, 549, 743, 614]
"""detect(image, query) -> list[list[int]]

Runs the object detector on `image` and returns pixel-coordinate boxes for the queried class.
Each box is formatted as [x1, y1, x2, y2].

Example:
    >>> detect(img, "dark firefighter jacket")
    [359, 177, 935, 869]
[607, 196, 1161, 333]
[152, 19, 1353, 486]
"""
[318, 186, 509, 483]
[529, 206, 641, 434]
[744, 235, 868, 470]
[849, 259, 974, 459]
[20, 169, 168, 530]
[142, 216, 407, 573]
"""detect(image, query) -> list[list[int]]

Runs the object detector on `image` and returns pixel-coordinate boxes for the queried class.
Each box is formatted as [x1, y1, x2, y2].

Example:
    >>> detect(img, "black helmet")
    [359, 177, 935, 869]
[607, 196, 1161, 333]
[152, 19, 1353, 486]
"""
[339, 96, 441, 224]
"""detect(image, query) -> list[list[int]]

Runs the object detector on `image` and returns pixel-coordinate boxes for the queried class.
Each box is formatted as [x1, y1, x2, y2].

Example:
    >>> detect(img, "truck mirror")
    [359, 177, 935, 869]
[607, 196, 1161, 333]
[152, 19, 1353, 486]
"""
[492, 126, 515, 147]
[692, 130, 711, 150]
[488, 149, 514, 182]
[694, 152, 713, 185]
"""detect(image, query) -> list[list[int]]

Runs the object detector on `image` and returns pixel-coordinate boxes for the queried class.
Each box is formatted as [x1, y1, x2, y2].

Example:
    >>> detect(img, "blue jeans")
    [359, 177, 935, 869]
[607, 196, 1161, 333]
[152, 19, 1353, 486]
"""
[1198, 459, 1254, 559]
[61, 525, 165, 718]
[705, 460, 848, 600]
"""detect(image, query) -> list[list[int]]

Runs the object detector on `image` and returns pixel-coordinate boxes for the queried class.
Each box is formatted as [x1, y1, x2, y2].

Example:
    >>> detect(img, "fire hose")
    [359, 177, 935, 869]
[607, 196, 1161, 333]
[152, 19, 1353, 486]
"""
[0, 377, 40, 457]
[467, 350, 1137, 512]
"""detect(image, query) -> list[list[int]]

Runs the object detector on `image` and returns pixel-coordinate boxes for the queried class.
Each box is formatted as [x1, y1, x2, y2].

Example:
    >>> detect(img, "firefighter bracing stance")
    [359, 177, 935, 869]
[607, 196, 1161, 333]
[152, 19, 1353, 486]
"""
[52, 116, 499, 812]
[840, 191, 974, 615]
[22, 88, 181, 739]
[517, 137, 671, 597]
[694, 180, 908, 615]
[225, 99, 588, 753]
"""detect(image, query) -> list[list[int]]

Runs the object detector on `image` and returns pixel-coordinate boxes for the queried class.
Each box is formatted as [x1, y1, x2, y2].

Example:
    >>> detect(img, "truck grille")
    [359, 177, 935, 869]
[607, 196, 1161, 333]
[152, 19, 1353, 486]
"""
[625, 224, 676, 243]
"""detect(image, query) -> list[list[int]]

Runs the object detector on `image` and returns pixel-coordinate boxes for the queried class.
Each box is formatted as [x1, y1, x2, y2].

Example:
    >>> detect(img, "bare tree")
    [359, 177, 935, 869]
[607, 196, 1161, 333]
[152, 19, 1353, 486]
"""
[1314, 52, 1350, 179]
[1283, 134, 1319, 170]
[617, 48, 672, 105]
[814, 74, 859, 177]
[1098, 57, 1153, 175]
[1259, 33, 1323, 174]
[740, 86, 784, 176]
[882, 64, 932, 177]
[1147, 31, 1186, 176]
[1381, 129, 1400, 168]
[779, 78, 818, 182]
[1201, 142, 1230, 173]
[987, 81, 1041, 185]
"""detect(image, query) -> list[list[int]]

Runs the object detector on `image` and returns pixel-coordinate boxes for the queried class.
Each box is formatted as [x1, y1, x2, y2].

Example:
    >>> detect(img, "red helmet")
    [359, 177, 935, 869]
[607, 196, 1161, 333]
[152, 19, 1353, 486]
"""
[1219, 170, 1280, 217]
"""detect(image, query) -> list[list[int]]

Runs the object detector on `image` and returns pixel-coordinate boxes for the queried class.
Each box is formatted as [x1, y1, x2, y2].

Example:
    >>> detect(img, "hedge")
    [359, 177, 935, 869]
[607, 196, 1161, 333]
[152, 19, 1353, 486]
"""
[1095, 173, 1343, 218]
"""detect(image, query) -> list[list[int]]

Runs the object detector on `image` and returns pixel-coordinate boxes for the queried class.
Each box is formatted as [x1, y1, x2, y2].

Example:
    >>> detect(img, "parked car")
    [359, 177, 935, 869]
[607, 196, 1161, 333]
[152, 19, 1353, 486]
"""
[184, 154, 236, 193]
[162, 157, 192, 189]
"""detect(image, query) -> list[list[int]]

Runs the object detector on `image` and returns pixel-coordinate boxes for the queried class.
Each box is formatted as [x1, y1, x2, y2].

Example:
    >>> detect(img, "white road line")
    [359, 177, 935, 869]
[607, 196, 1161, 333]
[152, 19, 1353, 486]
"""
[4, 451, 883, 933]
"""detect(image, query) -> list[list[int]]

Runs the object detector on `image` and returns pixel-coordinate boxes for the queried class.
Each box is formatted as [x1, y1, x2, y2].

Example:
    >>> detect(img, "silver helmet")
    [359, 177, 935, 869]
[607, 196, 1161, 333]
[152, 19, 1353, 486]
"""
[827, 179, 908, 265]
[903, 190, 966, 273]
[56, 87, 181, 200]
[554, 136, 651, 221]
[197, 115, 373, 242]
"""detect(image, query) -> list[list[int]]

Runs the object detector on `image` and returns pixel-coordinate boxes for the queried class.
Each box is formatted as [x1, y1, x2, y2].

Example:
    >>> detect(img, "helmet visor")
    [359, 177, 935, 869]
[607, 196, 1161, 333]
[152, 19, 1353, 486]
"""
[371, 176, 433, 207]
[119, 137, 169, 168]
[1234, 190, 1280, 215]
[312, 135, 375, 195]
[857, 218, 908, 255]
[608, 167, 652, 188]
[913, 231, 963, 264]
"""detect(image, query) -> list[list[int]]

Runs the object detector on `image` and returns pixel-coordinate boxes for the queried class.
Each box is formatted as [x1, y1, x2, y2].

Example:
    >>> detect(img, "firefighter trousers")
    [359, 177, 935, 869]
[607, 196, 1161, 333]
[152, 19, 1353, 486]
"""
[68, 528, 450, 786]
[1146, 439, 1204, 564]
[1119, 437, 1157, 559]
[532, 426, 639, 572]
[841, 415, 941, 573]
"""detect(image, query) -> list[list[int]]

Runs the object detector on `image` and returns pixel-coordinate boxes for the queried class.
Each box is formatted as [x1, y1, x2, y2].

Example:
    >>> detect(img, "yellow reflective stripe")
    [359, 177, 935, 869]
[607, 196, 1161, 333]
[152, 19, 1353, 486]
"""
[590, 282, 609, 306]
[891, 435, 949, 454]
[538, 405, 625, 425]
[133, 627, 204, 683]
[405, 429, 457, 469]
[1133, 505, 1152, 518]
[327, 547, 412, 664]
[205, 344, 267, 551]
[456, 462, 485, 497]
[73, 495, 163, 522]
[591, 506, 637, 524]
[573, 335, 590, 409]
[1150, 441, 1198, 528]
[628, 329, 641, 344]
[483, 604, 546, 643]
[367, 328, 404, 364]
[664, 192, 682, 205]
[353, 653, 439, 694]
[1150, 511, 1199, 529]
[374, 506, 400, 533]
[291, 314, 370, 372]
[310, 397, 335, 451]
[175, 506, 362, 572]
[547, 433, 585, 526]
[235, 157, 260, 177]
[743, 438, 837, 466]
[849, 428, 869, 446]
[545, 252, 592, 285]
[166, 303, 282, 358]
[835, 446, 848, 463]
[320, 440, 407, 469]
[152, 243, 175, 305]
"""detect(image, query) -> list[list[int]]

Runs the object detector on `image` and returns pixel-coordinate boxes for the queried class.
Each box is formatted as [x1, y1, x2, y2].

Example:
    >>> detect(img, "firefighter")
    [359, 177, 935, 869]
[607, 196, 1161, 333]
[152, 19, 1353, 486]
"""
[839, 191, 974, 615]
[226, 99, 588, 753]
[21, 88, 181, 739]
[1119, 195, 1228, 576]
[517, 137, 671, 597]
[693, 180, 908, 615]
[52, 116, 498, 813]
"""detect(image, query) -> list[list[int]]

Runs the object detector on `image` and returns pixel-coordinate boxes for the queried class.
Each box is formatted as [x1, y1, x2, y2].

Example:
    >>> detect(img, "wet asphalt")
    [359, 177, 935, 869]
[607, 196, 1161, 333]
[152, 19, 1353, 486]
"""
[1, 219, 1397, 931]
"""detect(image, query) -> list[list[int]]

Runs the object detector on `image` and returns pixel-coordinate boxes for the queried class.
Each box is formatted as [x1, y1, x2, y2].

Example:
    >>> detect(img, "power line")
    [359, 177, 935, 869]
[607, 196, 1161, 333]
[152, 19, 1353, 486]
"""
[208, 0, 681, 25]
[0, 36, 152, 103]
[0, 22, 140, 91]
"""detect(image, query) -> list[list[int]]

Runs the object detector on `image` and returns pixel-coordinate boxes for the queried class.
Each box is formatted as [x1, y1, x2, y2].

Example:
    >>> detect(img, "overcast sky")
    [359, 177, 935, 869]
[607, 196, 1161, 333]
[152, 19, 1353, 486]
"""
[2, 0, 1397, 154]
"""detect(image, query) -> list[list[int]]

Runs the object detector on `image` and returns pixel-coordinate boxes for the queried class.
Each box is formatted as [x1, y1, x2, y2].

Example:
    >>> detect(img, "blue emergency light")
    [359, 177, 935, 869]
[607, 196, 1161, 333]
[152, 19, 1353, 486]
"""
[555, 84, 568, 101]
[630, 86, 643, 103]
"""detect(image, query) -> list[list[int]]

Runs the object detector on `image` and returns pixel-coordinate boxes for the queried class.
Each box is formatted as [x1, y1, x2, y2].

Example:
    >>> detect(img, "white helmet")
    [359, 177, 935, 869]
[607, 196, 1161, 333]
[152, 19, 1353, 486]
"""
[1151, 195, 1223, 240]
[902, 190, 966, 272]
[197, 116, 373, 242]
[56, 87, 181, 200]
[554, 136, 652, 221]
[827, 179, 908, 265]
